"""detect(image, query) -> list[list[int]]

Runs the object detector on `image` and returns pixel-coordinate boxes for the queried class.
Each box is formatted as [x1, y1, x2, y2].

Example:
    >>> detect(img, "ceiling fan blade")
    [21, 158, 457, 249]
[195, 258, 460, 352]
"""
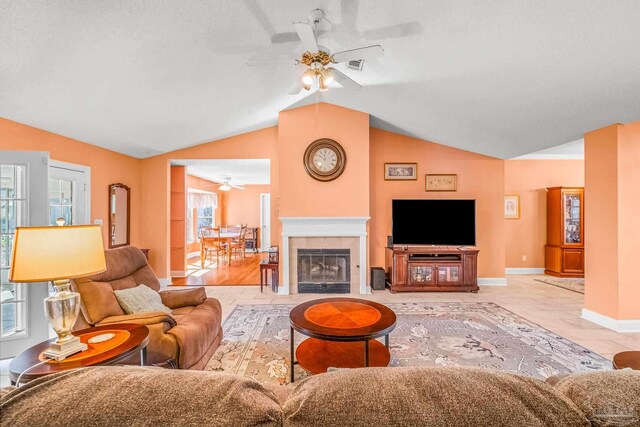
[271, 32, 300, 44]
[332, 45, 384, 63]
[247, 58, 297, 67]
[294, 22, 318, 52]
[230, 184, 245, 190]
[362, 22, 423, 40]
[331, 69, 361, 91]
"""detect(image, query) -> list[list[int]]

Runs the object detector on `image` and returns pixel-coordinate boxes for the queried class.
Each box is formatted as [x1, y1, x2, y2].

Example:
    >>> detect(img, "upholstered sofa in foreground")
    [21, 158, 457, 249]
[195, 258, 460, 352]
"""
[72, 246, 222, 369]
[2, 366, 638, 426]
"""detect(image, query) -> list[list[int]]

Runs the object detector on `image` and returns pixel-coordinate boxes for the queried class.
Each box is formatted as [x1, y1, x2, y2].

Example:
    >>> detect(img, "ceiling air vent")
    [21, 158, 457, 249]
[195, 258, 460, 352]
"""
[347, 59, 364, 71]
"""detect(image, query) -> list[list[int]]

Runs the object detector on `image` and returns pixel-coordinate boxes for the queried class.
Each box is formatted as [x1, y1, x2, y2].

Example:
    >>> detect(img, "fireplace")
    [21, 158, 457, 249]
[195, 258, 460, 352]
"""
[297, 249, 351, 293]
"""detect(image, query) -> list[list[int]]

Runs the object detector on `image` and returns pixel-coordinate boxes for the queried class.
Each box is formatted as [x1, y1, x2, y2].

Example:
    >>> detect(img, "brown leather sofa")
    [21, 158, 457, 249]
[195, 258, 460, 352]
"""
[71, 246, 222, 370]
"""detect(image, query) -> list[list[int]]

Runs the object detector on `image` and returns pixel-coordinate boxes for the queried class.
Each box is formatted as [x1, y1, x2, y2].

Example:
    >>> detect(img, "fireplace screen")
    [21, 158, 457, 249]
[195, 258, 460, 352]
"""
[297, 249, 350, 293]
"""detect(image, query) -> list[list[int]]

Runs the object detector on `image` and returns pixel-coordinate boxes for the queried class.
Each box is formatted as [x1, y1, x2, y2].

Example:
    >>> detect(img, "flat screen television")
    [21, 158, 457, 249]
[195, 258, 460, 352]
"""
[392, 199, 476, 246]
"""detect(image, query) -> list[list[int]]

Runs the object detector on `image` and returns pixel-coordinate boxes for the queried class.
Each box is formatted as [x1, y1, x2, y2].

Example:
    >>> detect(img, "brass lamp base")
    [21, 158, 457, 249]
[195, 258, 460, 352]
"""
[43, 336, 88, 361]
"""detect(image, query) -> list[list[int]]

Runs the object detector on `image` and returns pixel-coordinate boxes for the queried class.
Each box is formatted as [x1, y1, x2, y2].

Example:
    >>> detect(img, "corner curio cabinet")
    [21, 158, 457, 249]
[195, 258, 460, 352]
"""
[545, 187, 584, 277]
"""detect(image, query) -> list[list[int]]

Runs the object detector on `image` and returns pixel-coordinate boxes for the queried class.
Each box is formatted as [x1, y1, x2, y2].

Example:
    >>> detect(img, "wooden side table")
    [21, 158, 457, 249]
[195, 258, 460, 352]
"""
[260, 260, 279, 292]
[613, 351, 640, 370]
[9, 323, 150, 385]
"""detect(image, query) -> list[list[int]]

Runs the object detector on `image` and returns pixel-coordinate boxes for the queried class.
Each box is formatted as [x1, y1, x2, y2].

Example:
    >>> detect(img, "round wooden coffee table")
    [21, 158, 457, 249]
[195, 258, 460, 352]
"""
[289, 297, 396, 382]
[9, 323, 150, 385]
[613, 351, 640, 370]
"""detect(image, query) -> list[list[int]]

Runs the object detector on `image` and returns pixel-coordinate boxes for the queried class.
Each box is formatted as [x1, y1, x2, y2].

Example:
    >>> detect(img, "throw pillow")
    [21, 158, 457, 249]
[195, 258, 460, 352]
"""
[113, 285, 172, 315]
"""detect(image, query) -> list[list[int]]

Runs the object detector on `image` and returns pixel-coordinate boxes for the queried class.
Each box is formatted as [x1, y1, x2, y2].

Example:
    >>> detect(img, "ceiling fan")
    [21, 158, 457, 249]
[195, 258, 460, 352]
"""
[217, 178, 245, 192]
[247, 9, 384, 94]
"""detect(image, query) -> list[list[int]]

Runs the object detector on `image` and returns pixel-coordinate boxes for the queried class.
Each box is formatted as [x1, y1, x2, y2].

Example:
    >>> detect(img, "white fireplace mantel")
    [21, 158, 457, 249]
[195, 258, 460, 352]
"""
[279, 217, 370, 295]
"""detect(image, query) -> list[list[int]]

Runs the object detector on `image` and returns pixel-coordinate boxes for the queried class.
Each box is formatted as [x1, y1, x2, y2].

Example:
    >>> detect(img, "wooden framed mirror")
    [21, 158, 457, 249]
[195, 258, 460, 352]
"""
[109, 183, 130, 248]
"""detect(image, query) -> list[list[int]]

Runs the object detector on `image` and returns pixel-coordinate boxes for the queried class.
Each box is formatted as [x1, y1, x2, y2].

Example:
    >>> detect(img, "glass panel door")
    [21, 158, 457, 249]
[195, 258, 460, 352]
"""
[0, 151, 50, 359]
[1, 165, 27, 340]
[564, 193, 581, 244]
[49, 164, 88, 225]
[437, 264, 462, 284]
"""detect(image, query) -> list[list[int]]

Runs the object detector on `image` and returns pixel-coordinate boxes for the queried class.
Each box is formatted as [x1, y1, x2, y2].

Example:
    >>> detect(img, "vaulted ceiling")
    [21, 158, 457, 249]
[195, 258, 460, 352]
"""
[1, 0, 639, 159]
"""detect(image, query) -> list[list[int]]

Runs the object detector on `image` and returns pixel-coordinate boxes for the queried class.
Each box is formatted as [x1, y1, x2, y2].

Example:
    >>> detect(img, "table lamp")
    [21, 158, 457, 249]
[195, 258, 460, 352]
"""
[9, 223, 106, 360]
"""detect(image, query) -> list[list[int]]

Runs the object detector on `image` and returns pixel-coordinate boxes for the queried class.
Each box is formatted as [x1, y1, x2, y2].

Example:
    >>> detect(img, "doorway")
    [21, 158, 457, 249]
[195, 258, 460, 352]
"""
[169, 159, 271, 286]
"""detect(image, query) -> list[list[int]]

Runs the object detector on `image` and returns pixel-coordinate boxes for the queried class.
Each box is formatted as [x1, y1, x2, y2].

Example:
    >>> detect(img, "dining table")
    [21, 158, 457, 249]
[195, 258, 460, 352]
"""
[200, 232, 241, 267]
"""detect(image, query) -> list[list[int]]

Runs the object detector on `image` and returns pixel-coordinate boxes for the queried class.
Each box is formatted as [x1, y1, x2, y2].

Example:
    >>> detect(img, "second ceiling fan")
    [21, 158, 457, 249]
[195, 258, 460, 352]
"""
[248, 9, 384, 94]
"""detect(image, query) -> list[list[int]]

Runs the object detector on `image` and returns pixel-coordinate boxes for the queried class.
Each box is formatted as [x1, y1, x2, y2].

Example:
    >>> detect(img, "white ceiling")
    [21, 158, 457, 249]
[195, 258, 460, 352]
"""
[172, 159, 271, 186]
[513, 138, 583, 160]
[1, 1, 639, 159]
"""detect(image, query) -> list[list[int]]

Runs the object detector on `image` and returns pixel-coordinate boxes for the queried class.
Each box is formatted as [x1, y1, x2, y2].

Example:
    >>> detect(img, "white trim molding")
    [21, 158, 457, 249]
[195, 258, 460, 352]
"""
[478, 278, 508, 286]
[581, 309, 640, 333]
[505, 268, 545, 275]
[280, 217, 370, 295]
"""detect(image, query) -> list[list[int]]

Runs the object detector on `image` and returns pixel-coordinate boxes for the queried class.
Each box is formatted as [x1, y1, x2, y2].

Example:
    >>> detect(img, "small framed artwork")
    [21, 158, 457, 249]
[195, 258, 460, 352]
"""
[384, 163, 418, 180]
[425, 174, 457, 191]
[504, 195, 520, 219]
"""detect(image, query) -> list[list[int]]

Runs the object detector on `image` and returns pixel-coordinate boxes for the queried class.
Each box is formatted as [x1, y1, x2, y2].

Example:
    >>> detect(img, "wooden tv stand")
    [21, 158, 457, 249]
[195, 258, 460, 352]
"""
[385, 246, 479, 293]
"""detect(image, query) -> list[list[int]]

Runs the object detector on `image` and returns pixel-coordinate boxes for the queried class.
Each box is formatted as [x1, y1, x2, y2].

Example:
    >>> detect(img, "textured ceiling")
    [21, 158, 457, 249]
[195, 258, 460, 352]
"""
[1, 0, 639, 159]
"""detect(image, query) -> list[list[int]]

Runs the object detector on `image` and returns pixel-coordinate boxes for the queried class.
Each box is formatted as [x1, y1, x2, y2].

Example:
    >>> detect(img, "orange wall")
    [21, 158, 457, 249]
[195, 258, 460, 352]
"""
[369, 128, 506, 278]
[139, 127, 278, 278]
[278, 103, 370, 217]
[222, 184, 270, 231]
[584, 122, 640, 320]
[504, 160, 584, 268]
[0, 118, 142, 248]
[617, 122, 640, 319]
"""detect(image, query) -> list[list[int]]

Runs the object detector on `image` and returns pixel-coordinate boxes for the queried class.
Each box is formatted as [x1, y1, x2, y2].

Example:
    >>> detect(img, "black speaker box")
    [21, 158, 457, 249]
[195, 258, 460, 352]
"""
[371, 267, 386, 290]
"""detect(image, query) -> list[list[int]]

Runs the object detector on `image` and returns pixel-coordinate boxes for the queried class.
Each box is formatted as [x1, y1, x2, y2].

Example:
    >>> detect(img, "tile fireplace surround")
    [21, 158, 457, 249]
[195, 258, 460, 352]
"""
[280, 217, 370, 295]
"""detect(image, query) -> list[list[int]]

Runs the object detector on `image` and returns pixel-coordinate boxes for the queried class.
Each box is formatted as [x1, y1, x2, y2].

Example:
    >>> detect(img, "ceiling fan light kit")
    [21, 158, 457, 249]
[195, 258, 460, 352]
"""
[248, 8, 384, 95]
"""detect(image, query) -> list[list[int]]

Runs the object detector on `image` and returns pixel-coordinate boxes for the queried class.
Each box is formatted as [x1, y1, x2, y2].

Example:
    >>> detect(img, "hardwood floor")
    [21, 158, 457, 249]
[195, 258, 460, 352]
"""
[170, 252, 266, 286]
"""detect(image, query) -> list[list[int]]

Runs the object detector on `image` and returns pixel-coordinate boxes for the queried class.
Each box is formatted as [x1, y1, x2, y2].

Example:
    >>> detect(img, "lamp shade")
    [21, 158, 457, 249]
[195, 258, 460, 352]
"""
[9, 225, 106, 282]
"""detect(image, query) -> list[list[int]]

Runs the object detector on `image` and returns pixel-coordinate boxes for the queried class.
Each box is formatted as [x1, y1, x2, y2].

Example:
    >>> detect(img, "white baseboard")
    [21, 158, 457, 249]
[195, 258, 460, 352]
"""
[505, 268, 545, 275]
[478, 278, 508, 286]
[158, 278, 173, 286]
[171, 270, 187, 278]
[581, 308, 640, 332]
[187, 251, 200, 258]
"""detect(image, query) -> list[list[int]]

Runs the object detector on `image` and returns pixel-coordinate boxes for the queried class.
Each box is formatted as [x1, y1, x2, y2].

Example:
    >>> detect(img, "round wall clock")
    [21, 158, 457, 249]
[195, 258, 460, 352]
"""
[303, 138, 347, 182]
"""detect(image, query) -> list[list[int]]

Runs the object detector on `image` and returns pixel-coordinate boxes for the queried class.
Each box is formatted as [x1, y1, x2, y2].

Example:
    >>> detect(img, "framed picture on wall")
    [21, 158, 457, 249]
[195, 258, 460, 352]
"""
[384, 163, 418, 180]
[504, 195, 520, 219]
[425, 174, 457, 191]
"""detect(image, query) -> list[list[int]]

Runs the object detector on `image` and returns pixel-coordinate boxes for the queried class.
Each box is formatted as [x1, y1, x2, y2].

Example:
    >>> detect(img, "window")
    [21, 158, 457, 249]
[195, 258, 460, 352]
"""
[1, 165, 27, 339]
[49, 178, 74, 225]
[187, 190, 217, 241]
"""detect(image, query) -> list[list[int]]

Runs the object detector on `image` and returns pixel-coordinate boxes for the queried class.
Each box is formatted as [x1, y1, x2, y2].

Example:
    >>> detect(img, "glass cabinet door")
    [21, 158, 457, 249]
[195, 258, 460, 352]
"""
[437, 265, 462, 284]
[409, 265, 434, 285]
[564, 193, 582, 244]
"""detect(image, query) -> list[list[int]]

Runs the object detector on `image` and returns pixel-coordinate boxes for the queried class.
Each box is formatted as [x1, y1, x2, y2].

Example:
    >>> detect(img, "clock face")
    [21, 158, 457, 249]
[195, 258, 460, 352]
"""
[303, 139, 346, 182]
[312, 147, 338, 172]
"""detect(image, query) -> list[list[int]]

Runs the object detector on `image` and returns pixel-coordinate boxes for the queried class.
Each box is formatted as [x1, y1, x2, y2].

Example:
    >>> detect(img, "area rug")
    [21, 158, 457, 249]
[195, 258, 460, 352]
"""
[535, 277, 585, 294]
[204, 302, 610, 390]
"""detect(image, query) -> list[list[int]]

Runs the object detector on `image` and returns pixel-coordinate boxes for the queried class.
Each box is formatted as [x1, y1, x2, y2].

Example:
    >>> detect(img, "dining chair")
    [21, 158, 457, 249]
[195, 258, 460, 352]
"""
[201, 226, 227, 267]
[230, 224, 248, 260]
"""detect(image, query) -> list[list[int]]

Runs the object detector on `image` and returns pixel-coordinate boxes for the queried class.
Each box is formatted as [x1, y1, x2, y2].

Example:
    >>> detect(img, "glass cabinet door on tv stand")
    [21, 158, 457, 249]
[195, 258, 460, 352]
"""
[409, 264, 435, 286]
[436, 264, 462, 284]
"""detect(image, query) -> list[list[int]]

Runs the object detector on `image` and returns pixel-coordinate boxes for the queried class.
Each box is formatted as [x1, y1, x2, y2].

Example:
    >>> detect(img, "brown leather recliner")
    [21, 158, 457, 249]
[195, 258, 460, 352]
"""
[72, 246, 222, 370]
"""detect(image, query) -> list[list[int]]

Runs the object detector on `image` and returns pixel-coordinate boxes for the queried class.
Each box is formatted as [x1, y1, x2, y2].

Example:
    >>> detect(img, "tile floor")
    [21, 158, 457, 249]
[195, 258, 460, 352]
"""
[2, 274, 638, 387]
